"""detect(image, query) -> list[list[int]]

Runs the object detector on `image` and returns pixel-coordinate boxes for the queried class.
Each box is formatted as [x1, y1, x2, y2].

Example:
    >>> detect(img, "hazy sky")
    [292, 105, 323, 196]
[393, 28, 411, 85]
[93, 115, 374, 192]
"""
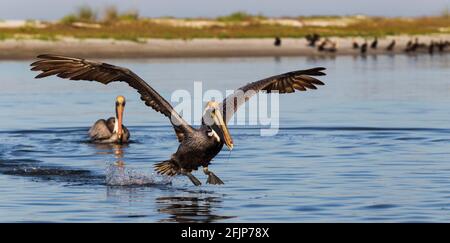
[1, 0, 448, 20]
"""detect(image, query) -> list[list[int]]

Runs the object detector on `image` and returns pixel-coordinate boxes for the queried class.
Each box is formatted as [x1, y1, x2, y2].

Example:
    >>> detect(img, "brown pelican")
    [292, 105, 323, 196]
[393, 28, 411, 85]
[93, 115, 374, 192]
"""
[352, 40, 359, 49]
[88, 95, 130, 144]
[30, 54, 326, 186]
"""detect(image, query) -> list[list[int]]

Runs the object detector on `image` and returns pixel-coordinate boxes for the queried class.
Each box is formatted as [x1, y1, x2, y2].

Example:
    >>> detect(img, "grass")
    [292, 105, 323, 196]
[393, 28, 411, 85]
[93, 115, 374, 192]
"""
[216, 11, 266, 22]
[0, 13, 449, 41]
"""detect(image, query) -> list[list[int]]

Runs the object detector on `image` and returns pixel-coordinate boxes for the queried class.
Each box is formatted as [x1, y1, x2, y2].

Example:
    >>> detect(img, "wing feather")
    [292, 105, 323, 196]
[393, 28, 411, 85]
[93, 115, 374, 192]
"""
[31, 54, 191, 142]
[220, 67, 326, 123]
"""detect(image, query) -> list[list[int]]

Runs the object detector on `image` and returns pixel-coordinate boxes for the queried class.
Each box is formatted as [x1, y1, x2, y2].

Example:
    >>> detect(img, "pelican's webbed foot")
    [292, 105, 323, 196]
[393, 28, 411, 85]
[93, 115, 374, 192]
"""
[203, 167, 224, 185]
[181, 169, 202, 186]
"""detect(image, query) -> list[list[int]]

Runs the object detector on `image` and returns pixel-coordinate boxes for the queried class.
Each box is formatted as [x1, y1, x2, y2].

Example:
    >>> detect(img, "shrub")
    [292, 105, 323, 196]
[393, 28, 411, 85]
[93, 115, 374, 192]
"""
[103, 5, 119, 22]
[119, 9, 139, 21]
[217, 11, 254, 22]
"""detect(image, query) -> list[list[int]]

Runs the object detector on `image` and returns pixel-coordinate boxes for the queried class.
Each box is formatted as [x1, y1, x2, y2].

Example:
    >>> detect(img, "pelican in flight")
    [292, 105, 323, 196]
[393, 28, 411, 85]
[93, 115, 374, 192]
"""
[88, 95, 130, 144]
[31, 54, 326, 186]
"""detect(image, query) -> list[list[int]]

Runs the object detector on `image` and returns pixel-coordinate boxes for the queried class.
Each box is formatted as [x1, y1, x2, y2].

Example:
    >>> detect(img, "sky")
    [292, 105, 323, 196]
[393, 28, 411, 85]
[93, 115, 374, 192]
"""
[0, 0, 448, 20]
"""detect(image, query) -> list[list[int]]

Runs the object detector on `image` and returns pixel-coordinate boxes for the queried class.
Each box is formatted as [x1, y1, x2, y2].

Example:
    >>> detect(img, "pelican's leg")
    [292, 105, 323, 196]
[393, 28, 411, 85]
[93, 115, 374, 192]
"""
[203, 167, 224, 185]
[181, 168, 201, 186]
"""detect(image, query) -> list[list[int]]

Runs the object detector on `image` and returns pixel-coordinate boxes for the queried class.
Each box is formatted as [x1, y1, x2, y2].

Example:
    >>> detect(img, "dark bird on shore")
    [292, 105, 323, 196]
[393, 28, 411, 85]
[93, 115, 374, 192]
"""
[88, 96, 130, 144]
[428, 41, 435, 55]
[325, 42, 337, 53]
[274, 37, 281, 46]
[405, 38, 419, 52]
[360, 41, 368, 54]
[306, 33, 321, 47]
[317, 39, 336, 52]
[386, 40, 396, 51]
[405, 39, 413, 51]
[317, 40, 327, 51]
[370, 37, 378, 49]
[437, 40, 449, 52]
[30, 54, 326, 186]
[352, 40, 359, 49]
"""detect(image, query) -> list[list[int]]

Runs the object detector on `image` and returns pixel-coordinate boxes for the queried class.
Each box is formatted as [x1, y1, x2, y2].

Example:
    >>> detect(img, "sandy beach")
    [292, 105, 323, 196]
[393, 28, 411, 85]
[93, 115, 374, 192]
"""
[1, 34, 449, 59]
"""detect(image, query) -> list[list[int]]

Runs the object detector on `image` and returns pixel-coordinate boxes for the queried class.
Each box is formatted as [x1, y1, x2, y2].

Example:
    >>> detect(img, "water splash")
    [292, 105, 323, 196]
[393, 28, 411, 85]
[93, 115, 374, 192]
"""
[105, 163, 172, 186]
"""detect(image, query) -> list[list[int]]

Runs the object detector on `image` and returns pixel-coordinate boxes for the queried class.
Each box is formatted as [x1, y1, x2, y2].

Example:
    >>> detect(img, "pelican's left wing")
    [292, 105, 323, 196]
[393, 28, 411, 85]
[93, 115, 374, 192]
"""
[220, 67, 326, 124]
[31, 54, 192, 142]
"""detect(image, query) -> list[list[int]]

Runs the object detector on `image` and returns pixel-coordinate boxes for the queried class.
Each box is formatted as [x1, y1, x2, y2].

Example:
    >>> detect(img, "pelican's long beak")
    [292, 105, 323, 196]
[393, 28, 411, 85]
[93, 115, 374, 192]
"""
[212, 108, 233, 151]
[115, 96, 126, 143]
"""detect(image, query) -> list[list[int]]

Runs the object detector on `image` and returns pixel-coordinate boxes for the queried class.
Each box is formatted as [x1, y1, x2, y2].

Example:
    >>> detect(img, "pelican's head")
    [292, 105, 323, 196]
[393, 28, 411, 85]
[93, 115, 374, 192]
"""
[203, 101, 233, 150]
[114, 96, 126, 143]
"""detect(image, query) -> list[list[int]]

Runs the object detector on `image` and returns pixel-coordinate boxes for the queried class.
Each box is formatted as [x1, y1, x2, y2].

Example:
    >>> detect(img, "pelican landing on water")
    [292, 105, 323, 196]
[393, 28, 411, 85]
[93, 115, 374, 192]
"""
[88, 95, 130, 144]
[30, 54, 326, 186]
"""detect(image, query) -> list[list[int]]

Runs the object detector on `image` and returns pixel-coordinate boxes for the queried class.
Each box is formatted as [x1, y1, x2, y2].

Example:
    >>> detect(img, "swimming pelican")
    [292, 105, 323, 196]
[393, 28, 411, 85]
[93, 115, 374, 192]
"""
[30, 54, 326, 186]
[88, 96, 130, 144]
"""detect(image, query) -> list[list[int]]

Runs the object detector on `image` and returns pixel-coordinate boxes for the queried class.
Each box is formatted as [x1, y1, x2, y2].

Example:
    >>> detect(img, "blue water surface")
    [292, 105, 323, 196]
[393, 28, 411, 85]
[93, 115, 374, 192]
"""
[0, 54, 450, 222]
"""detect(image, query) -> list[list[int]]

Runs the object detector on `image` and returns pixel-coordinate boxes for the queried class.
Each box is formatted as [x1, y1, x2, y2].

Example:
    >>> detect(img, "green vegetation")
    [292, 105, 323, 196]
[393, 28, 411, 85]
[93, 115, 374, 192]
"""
[60, 5, 97, 24]
[0, 6, 449, 41]
[442, 6, 450, 18]
[102, 6, 139, 22]
[103, 5, 119, 22]
[60, 5, 139, 24]
[119, 9, 139, 21]
[217, 11, 266, 22]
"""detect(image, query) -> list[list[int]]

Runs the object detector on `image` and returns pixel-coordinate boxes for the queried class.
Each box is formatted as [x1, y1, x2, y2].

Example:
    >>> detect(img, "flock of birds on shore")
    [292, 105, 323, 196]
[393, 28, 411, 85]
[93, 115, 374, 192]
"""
[274, 34, 450, 55]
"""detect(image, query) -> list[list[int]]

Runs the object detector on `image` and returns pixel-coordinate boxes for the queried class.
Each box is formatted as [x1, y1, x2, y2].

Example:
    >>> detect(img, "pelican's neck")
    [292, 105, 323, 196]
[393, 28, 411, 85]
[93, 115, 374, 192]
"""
[209, 129, 221, 143]
[113, 116, 119, 133]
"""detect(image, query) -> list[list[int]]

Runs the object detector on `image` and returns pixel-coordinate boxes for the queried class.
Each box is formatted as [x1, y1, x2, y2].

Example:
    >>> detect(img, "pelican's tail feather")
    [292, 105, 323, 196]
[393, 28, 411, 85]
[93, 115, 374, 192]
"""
[154, 160, 180, 177]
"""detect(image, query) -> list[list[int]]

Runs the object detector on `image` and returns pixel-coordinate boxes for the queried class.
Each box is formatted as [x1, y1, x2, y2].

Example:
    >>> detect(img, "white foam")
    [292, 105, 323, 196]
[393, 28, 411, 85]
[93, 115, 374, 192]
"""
[105, 163, 172, 186]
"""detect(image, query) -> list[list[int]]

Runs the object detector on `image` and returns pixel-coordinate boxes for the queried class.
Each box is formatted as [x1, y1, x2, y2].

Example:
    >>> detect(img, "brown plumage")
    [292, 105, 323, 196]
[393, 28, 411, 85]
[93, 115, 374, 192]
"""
[89, 117, 130, 143]
[220, 67, 325, 123]
[88, 96, 130, 144]
[31, 54, 326, 186]
[31, 54, 189, 142]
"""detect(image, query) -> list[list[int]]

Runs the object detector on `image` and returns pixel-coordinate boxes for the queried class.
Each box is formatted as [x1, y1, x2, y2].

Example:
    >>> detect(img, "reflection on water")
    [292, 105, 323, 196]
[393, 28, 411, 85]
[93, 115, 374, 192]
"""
[0, 55, 449, 222]
[156, 196, 235, 223]
[87, 143, 129, 156]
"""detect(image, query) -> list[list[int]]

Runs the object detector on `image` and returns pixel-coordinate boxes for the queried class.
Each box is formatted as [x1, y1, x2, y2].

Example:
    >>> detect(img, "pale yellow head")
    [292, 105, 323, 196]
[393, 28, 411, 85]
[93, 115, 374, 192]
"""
[204, 101, 233, 150]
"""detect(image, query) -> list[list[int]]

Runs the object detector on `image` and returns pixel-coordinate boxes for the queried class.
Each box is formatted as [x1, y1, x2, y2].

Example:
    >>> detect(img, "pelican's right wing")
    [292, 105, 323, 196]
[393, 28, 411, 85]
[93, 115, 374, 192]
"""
[220, 67, 326, 124]
[31, 54, 192, 142]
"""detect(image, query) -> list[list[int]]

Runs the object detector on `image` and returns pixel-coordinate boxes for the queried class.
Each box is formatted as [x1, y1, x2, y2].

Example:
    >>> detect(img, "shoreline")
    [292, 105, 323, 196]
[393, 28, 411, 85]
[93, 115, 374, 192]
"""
[1, 34, 449, 59]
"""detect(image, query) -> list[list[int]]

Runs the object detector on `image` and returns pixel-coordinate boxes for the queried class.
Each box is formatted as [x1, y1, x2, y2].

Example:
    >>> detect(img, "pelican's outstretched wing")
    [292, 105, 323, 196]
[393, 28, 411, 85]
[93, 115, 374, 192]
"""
[31, 54, 192, 142]
[220, 67, 326, 124]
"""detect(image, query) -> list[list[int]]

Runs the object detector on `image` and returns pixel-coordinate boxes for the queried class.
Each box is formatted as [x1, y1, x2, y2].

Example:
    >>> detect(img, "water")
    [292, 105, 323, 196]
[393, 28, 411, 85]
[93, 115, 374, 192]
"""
[1, 54, 450, 222]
